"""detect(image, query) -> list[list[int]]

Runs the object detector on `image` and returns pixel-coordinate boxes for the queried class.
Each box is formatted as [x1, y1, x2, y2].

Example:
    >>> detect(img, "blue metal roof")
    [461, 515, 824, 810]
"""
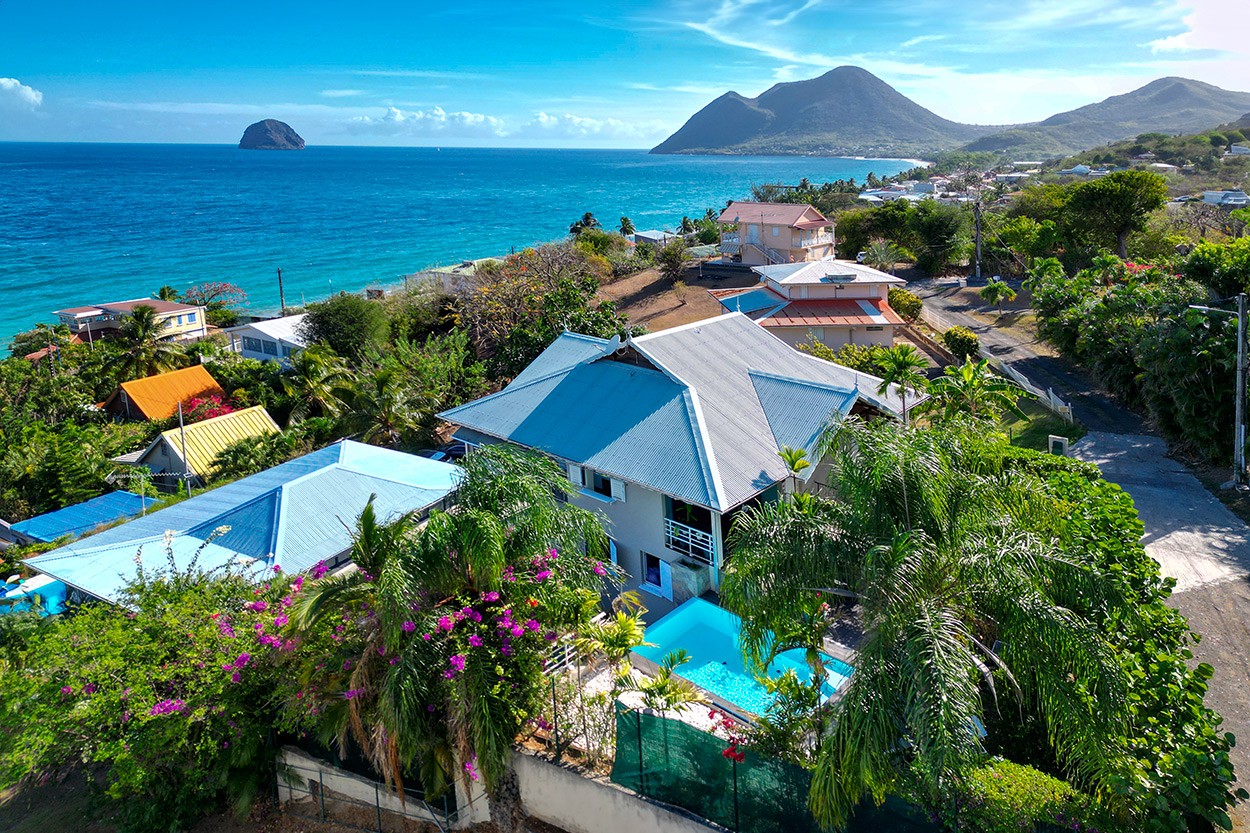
[509, 332, 609, 387]
[25, 441, 463, 600]
[716, 287, 787, 316]
[11, 491, 151, 543]
[749, 372, 858, 462]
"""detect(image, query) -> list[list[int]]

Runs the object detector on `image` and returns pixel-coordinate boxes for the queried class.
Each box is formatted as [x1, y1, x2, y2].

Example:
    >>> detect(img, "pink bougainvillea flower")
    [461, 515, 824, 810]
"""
[422, 633, 432, 641]
[482, 591, 500, 602]
[231, 671, 242, 683]
[311, 561, 329, 580]
[273, 614, 288, 628]
[593, 562, 607, 576]
[468, 634, 483, 647]
[525, 619, 540, 632]
[235, 652, 251, 667]
[401, 620, 416, 632]
[534, 570, 552, 582]
[60, 686, 73, 696]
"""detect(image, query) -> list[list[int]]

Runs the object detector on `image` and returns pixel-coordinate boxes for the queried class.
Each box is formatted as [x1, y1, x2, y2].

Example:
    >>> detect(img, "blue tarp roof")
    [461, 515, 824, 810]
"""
[24, 441, 463, 602]
[11, 491, 151, 543]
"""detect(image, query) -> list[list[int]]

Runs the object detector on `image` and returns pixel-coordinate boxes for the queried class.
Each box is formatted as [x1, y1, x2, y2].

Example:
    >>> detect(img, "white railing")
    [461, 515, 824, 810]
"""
[664, 518, 716, 565]
[721, 232, 740, 244]
[803, 232, 835, 247]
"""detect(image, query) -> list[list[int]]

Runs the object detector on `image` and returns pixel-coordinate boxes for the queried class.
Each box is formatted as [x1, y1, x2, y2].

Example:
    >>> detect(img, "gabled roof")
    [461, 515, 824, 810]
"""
[106, 365, 225, 420]
[25, 441, 463, 600]
[55, 298, 200, 317]
[757, 299, 904, 329]
[144, 405, 280, 478]
[225, 314, 308, 346]
[718, 201, 831, 230]
[752, 259, 906, 286]
[10, 491, 151, 544]
[440, 313, 905, 511]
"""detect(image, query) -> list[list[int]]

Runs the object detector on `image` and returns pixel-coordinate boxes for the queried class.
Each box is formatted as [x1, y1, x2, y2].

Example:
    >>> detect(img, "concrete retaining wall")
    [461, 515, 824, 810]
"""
[513, 751, 719, 833]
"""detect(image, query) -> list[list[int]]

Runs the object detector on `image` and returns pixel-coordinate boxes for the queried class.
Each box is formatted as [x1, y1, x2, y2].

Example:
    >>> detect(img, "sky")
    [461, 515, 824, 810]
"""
[1, 0, 1247, 148]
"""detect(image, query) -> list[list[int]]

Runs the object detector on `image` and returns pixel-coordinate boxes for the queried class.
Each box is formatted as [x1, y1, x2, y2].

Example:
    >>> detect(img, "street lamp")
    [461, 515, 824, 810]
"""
[1190, 292, 1248, 489]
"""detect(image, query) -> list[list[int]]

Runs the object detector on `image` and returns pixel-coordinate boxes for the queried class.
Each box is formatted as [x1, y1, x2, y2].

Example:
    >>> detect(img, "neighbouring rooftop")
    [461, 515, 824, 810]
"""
[9, 491, 152, 544]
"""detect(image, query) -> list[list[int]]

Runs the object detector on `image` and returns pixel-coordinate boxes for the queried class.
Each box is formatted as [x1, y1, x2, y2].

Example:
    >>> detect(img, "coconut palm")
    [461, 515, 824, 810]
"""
[291, 445, 614, 797]
[110, 304, 186, 380]
[619, 216, 635, 236]
[863, 239, 903, 274]
[349, 365, 431, 449]
[281, 344, 355, 424]
[873, 344, 929, 425]
[569, 212, 600, 236]
[919, 357, 1031, 423]
[615, 649, 707, 715]
[978, 280, 1017, 316]
[155, 285, 180, 301]
[721, 420, 1128, 827]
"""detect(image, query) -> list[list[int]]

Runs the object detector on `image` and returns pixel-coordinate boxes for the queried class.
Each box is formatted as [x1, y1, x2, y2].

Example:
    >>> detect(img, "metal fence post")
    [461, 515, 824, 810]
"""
[551, 675, 560, 760]
[319, 771, 326, 820]
[733, 758, 740, 832]
[375, 782, 382, 832]
[635, 710, 644, 795]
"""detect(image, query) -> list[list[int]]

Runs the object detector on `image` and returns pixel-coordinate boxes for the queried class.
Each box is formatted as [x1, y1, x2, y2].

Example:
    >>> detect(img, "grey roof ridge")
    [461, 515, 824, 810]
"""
[747, 367, 859, 396]
[624, 332, 727, 512]
[785, 344, 906, 415]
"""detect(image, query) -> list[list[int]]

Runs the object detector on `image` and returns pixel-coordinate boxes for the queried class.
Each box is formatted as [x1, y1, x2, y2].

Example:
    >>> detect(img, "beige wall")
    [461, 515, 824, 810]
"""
[514, 751, 717, 833]
[770, 324, 896, 350]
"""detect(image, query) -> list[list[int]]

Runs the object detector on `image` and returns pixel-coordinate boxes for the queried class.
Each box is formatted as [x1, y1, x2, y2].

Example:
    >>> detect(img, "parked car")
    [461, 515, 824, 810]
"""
[856, 251, 867, 263]
[437, 441, 470, 461]
[416, 448, 451, 463]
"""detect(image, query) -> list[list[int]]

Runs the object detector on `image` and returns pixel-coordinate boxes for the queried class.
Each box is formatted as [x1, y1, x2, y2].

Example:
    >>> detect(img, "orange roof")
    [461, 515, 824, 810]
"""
[717, 201, 832, 230]
[110, 365, 225, 420]
[759, 299, 904, 329]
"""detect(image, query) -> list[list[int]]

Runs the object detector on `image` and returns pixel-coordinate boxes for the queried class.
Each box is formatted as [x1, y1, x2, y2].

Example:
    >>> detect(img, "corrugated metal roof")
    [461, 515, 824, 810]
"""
[25, 441, 463, 599]
[717, 202, 830, 229]
[442, 314, 903, 511]
[442, 355, 716, 508]
[110, 365, 225, 420]
[149, 405, 280, 478]
[754, 259, 906, 286]
[225, 314, 307, 345]
[510, 332, 609, 387]
[10, 491, 151, 543]
[758, 299, 904, 328]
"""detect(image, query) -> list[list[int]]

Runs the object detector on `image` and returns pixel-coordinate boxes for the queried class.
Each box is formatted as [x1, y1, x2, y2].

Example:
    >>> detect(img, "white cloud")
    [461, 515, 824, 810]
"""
[518, 112, 667, 140]
[320, 89, 365, 98]
[900, 34, 945, 48]
[347, 105, 506, 137]
[352, 69, 492, 80]
[1149, 0, 1247, 53]
[0, 77, 43, 109]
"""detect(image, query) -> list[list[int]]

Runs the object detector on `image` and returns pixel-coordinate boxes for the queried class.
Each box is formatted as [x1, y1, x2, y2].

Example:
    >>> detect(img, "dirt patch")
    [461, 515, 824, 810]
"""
[599, 265, 757, 331]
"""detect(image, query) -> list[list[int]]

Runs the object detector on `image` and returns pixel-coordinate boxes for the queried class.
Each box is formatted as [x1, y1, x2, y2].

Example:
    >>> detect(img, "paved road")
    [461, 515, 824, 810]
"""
[910, 280, 1144, 434]
[1073, 432, 1250, 826]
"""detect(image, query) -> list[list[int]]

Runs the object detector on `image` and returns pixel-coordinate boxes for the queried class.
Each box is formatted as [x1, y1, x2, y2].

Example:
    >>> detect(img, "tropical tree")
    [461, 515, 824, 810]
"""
[873, 344, 929, 425]
[281, 344, 355, 424]
[863, 238, 903, 274]
[155, 285, 181, 301]
[920, 357, 1031, 422]
[569, 212, 601, 236]
[656, 238, 690, 284]
[110, 304, 186, 380]
[615, 649, 706, 715]
[286, 445, 619, 799]
[720, 420, 1128, 827]
[619, 216, 635, 236]
[1066, 170, 1168, 258]
[678, 216, 695, 235]
[348, 365, 432, 449]
[978, 280, 1018, 316]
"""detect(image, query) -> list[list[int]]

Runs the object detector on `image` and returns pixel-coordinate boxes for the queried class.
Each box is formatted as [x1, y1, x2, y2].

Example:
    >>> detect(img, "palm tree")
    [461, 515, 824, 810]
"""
[678, 216, 696, 235]
[291, 445, 614, 797]
[873, 344, 929, 426]
[619, 216, 635, 237]
[615, 649, 707, 715]
[863, 239, 903, 274]
[348, 365, 431, 449]
[281, 344, 355, 424]
[155, 285, 180, 302]
[721, 420, 1128, 827]
[110, 304, 186, 380]
[569, 212, 600, 236]
[978, 280, 1017, 316]
[919, 357, 1031, 423]
[575, 593, 651, 680]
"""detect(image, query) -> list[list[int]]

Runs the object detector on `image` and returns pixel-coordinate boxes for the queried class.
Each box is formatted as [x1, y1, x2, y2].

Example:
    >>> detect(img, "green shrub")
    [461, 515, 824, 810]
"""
[887, 287, 923, 322]
[941, 325, 980, 360]
[956, 760, 1114, 833]
[299, 291, 390, 362]
[797, 339, 888, 374]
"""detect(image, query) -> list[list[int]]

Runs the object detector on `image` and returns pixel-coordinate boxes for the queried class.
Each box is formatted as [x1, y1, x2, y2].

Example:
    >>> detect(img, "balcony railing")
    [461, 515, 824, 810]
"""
[802, 232, 835, 247]
[664, 518, 716, 565]
[721, 232, 740, 244]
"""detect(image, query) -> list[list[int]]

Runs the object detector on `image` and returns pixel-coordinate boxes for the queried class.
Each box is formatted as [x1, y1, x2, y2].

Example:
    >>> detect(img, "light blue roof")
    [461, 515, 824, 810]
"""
[441, 315, 890, 510]
[11, 491, 151, 543]
[510, 332, 609, 387]
[25, 441, 462, 601]
[716, 287, 787, 317]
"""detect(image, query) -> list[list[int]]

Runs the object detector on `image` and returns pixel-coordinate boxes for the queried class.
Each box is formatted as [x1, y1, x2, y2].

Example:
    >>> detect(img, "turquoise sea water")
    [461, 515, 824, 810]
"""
[0, 143, 911, 345]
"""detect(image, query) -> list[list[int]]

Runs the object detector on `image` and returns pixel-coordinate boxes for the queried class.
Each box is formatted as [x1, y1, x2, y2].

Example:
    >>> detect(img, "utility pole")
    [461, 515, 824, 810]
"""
[1190, 293, 1248, 488]
[973, 199, 983, 282]
[177, 400, 192, 498]
[277, 268, 287, 316]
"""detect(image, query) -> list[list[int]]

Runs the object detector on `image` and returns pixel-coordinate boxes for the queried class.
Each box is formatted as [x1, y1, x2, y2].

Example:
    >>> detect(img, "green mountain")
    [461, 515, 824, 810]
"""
[965, 78, 1250, 158]
[650, 66, 999, 157]
[653, 71, 1250, 160]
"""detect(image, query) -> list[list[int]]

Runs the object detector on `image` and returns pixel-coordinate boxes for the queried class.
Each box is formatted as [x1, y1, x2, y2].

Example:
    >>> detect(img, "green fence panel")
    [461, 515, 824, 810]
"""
[610, 706, 938, 833]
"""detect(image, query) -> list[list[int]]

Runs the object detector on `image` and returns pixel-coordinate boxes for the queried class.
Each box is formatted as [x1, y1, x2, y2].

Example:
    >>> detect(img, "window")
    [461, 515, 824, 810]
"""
[772, 226, 780, 236]
[640, 552, 672, 600]
[591, 471, 613, 498]
[242, 336, 263, 353]
[174, 315, 183, 325]
[866, 326, 884, 332]
[281, 345, 293, 357]
[262, 340, 279, 355]
[567, 464, 625, 502]
[186, 312, 197, 323]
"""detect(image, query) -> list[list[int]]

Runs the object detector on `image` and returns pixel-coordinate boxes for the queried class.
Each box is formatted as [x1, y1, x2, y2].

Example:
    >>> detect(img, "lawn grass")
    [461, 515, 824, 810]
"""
[1001, 399, 1086, 452]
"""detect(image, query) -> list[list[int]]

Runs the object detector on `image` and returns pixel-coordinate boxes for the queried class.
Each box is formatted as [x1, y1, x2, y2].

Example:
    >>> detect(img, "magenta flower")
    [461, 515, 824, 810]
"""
[235, 652, 251, 667]
[150, 699, 186, 716]
[272, 564, 282, 574]
[510, 625, 525, 637]
[468, 634, 483, 647]
[311, 561, 329, 580]
[422, 633, 432, 641]
[401, 620, 416, 632]
[273, 614, 288, 628]
[464, 757, 481, 782]
[449, 654, 467, 672]
[427, 704, 436, 712]
[83, 683, 98, 695]
[442, 670, 456, 679]
[389, 658, 399, 666]
[438, 615, 454, 632]
[60, 685, 73, 696]
[231, 671, 242, 683]
[525, 619, 540, 632]
[482, 591, 501, 602]
[548, 548, 559, 559]
[246, 600, 268, 613]
[343, 689, 363, 700]
[593, 561, 607, 576]
[534, 570, 552, 582]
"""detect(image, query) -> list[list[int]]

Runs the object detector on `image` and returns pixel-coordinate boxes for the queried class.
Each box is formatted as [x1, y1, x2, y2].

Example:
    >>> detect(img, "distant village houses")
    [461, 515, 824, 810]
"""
[54, 298, 207, 343]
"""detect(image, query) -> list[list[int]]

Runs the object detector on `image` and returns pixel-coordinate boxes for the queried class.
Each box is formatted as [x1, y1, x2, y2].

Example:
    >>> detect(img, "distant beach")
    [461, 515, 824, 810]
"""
[0, 144, 912, 344]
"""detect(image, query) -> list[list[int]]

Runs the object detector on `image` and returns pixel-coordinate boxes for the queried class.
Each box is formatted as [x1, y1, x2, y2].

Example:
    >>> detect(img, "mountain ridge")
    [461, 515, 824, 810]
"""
[652, 69, 1250, 159]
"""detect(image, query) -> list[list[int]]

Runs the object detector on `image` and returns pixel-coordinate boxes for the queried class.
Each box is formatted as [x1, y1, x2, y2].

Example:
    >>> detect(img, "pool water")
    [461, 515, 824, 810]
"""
[633, 598, 854, 716]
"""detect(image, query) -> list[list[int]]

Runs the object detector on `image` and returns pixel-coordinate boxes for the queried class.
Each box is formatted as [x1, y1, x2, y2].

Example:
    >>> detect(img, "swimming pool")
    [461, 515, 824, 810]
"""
[632, 597, 854, 717]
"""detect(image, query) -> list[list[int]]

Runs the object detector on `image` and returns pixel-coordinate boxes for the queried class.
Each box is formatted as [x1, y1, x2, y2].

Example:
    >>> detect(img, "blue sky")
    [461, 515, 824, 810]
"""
[1, 0, 1246, 147]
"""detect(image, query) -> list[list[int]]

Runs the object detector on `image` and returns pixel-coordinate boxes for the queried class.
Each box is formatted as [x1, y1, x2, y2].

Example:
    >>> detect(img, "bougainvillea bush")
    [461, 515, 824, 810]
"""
[0, 541, 294, 832]
[276, 444, 620, 799]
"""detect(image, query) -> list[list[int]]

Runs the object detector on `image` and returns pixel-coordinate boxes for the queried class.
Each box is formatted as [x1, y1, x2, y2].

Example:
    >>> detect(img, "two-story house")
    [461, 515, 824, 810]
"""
[223, 314, 307, 363]
[53, 298, 208, 343]
[717, 201, 836, 266]
[709, 259, 906, 349]
[439, 313, 906, 613]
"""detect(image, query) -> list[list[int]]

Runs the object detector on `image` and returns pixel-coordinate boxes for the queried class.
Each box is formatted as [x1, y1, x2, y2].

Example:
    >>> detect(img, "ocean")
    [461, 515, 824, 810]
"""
[0, 143, 912, 345]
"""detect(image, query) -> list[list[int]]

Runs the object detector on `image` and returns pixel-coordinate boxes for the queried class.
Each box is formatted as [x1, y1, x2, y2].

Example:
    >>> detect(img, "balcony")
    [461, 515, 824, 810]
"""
[801, 232, 835, 248]
[664, 517, 716, 565]
[720, 232, 740, 245]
